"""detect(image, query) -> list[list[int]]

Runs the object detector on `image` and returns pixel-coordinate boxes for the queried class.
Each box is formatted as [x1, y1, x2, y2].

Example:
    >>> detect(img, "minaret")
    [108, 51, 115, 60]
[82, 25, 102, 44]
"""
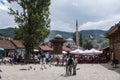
[76, 19, 79, 48]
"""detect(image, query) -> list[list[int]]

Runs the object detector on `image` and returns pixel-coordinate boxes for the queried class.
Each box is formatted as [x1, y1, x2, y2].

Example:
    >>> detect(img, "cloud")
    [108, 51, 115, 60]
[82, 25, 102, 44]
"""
[50, 0, 120, 32]
[0, 0, 9, 11]
[0, 9, 16, 29]
[0, 0, 21, 29]
[79, 14, 120, 31]
[0, 5, 8, 11]
[50, 0, 120, 22]
[1, 0, 120, 32]
[51, 21, 74, 32]
[51, 14, 120, 32]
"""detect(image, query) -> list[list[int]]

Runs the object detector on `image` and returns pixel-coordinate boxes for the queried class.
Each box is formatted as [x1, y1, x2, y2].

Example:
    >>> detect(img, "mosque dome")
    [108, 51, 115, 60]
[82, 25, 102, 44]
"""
[54, 34, 63, 39]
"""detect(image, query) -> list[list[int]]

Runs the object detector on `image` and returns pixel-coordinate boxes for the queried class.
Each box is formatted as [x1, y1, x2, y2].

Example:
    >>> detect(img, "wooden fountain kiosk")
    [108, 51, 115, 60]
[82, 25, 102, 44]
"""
[50, 34, 66, 54]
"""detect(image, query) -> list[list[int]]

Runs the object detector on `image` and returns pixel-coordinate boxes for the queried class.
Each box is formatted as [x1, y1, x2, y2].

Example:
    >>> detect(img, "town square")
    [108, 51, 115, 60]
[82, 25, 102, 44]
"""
[0, 0, 120, 80]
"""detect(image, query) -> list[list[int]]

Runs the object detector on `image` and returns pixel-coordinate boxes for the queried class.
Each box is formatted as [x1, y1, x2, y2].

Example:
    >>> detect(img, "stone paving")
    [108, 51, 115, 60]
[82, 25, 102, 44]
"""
[0, 63, 120, 80]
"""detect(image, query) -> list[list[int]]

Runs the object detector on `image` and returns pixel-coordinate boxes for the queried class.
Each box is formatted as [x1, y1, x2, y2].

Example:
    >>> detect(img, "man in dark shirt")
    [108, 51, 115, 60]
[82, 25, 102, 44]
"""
[67, 56, 73, 76]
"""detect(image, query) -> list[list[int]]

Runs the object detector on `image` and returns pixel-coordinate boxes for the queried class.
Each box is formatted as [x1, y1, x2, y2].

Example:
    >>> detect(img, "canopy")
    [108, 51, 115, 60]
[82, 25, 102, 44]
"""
[83, 48, 102, 55]
[62, 51, 67, 54]
[84, 50, 91, 54]
[0, 48, 4, 51]
[70, 48, 102, 55]
[70, 49, 84, 55]
[89, 48, 102, 54]
[34, 49, 39, 52]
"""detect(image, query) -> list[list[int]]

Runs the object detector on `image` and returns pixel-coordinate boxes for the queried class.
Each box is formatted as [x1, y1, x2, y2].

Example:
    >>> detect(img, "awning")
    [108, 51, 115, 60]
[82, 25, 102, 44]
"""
[0, 48, 4, 51]
[62, 51, 67, 54]
[70, 49, 84, 55]
[34, 49, 39, 52]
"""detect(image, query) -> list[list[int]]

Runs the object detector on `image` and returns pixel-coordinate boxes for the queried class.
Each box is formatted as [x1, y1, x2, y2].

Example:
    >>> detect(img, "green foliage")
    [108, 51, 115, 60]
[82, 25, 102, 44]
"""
[0, 28, 14, 38]
[73, 32, 76, 44]
[83, 39, 93, 50]
[8, 0, 51, 60]
[97, 38, 109, 47]
[97, 39, 103, 43]
[101, 39, 109, 47]
[79, 33, 83, 47]
[73, 32, 83, 47]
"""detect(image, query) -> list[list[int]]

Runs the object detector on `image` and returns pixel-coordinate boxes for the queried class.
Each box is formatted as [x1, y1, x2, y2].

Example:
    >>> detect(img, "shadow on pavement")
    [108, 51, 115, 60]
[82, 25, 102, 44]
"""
[100, 62, 120, 74]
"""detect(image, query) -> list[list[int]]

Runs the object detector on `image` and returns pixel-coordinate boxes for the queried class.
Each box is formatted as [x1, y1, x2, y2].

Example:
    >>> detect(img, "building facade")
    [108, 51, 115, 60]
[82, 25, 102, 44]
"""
[0, 40, 25, 57]
[106, 22, 120, 63]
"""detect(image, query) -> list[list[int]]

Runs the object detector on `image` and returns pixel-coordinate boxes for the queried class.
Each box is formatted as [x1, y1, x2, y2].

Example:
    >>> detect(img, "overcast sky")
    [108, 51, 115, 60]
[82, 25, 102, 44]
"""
[0, 0, 120, 32]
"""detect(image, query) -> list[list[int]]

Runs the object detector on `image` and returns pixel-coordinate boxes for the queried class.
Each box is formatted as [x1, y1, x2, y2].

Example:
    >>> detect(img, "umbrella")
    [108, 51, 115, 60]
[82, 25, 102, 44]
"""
[62, 51, 67, 54]
[89, 48, 102, 54]
[0, 48, 4, 51]
[83, 48, 102, 55]
[70, 49, 84, 55]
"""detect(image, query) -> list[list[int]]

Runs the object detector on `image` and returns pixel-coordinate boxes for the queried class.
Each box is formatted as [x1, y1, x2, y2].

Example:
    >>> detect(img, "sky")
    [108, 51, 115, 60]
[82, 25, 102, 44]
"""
[0, 0, 120, 32]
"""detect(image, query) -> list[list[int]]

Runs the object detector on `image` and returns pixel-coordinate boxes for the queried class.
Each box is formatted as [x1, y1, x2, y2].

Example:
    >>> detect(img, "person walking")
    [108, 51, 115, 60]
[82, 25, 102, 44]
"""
[65, 56, 69, 75]
[56, 55, 60, 65]
[67, 56, 73, 76]
[73, 57, 77, 75]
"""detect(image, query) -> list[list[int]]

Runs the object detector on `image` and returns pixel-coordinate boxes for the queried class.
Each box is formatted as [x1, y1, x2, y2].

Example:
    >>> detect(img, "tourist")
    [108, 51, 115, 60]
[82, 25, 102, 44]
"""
[67, 56, 73, 76]
[72, 57, 77, 75]
[49, 54, 54, 64]
[8, 50, 15, 64]
[41, 54, 45, 64]
[65, 56, 69, 75]
[45, 52, 49, 64]
[56, 55, 60, 65]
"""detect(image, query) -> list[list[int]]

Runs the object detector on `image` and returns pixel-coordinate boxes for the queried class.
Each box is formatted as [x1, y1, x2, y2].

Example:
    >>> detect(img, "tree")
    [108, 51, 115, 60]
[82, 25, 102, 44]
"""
[8, 0, 51, 61]
[79, 33, 83, 47]
[101, 39, 109, 47]
[73, 32, 76, 44]
[83, 39, 93, 50]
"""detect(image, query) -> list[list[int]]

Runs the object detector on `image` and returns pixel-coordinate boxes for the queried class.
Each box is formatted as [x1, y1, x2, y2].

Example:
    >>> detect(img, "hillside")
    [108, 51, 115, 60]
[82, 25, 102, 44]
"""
[0, 27, 15, 38]
[45, 30, 106, 42]
[80, 30, 106, 40]
[0, 28, 107, 41]
[45, 30, 73, 41]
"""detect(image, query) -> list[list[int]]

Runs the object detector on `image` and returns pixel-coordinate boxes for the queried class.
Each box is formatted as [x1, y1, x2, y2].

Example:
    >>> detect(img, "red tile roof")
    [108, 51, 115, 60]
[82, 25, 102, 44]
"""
[0, 40, 16, 49]
[39, 45, 53, 51]
[11, 40, 25, 49]
[63, 47, 72, 52]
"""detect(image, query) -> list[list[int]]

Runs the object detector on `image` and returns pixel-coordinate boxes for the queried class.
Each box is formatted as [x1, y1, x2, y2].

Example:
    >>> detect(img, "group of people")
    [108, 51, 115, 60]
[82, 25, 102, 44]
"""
[56, 54, 66, 65]
[55, 55, 78, 76]
[66, 56, 77, 76]
[8, 50, 22, 64]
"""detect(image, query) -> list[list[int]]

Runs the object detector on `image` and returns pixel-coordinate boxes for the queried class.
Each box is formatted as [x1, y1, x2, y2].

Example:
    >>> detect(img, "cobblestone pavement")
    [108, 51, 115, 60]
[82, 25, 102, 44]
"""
[0, 63, 120, 80]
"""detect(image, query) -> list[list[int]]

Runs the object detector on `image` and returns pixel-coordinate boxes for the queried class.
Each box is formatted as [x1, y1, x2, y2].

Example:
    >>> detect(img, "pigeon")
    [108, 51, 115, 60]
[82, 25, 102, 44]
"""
[0, 75, 1, 79]
[40, 67, 43, 70]
[29, 66, 32, 69]
[49, 65, 51, 67]
[0, 69, 2, 72]
[43, 65, 47, 69]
